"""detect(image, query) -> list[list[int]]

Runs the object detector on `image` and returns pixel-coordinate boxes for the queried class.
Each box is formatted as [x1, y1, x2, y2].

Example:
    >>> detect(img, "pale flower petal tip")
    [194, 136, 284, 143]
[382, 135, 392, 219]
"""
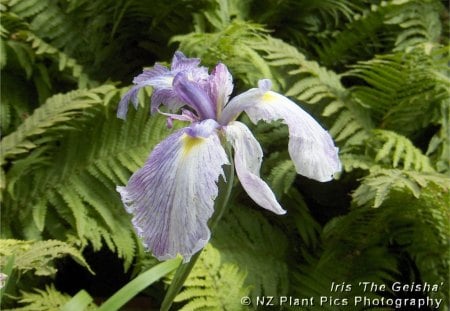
[171, 51, 201, 71]
[225, 121, 286, 215]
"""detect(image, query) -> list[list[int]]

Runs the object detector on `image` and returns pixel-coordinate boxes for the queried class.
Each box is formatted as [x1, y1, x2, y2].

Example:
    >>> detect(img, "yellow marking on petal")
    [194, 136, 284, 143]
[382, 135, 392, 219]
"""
[262, 91, 276, 103]
[182, 133, 205, 156]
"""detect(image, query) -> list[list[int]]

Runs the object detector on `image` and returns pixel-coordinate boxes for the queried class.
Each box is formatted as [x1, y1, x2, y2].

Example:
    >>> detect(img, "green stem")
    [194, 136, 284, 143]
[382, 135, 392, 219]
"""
[160, 144, 235, 311]
[98, 258, 181, 311]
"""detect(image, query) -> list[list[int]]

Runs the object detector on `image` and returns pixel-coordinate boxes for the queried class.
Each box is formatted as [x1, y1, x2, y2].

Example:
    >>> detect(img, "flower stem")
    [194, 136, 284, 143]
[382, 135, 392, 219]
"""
[160, 144, 234, 311]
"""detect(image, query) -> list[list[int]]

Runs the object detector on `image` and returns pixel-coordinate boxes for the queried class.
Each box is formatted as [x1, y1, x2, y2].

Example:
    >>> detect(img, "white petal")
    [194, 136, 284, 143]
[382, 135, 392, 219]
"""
[117, 121, 229, 262]
[225, 121, 285, 215]
[245, 89, 341, 182]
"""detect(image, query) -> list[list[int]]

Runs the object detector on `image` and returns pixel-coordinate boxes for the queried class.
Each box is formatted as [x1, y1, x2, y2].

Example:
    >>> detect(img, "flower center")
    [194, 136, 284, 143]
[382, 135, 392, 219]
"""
[262, 91, 276, 103]
[181, 133, 205, 156]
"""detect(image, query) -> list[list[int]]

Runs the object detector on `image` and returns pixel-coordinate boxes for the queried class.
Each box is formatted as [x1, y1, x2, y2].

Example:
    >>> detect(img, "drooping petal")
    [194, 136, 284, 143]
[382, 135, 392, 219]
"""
[225, 121, 286, 215]
[117, 119, 228, 262]
[224, 80, 341, 182]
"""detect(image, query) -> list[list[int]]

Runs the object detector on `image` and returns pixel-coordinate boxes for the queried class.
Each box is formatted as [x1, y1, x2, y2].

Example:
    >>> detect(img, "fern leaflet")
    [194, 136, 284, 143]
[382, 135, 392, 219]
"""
[352, 168, 450, 208]
[0, 239, 92, 276]
[174, 244, 249, 311]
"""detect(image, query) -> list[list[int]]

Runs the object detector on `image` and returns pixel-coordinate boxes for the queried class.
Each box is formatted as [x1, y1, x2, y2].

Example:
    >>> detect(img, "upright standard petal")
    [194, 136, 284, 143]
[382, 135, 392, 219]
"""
[228, 80, 341, 182]
[117, 120, 229, 262]
[118, 52, 209, 119]
[173, 73, 216, 120]
[225, 121, 286, 215]
[208, 63, 233, 119]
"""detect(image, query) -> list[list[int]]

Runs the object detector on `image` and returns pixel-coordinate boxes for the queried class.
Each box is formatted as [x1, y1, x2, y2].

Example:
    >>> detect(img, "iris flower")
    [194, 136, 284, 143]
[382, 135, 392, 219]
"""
[117, 52, 341, 262]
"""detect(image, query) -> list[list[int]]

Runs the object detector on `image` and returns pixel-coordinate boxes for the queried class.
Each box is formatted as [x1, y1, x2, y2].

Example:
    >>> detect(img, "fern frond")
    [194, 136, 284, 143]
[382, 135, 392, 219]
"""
[172, 20, 274, 86]
[293, 179, 449, 310]
[0, 239, 92, 276]
[23, 32, 90, 87]
[13, 284, 98, 311]
[314, 3, 388, 67]
[212, 206, 289, 300]
[14, 284, 72, 311]
[174, 244, 249, 311]
[7, 0, 49, 19]
[340, 152, 374, 172]
[255, 36, 345, 99]
[0, 85, 113, 165]
[385, 0, 443, 51]
[370, 129, 435, 172]
[317, 184, 449, 308]
[352, 168, 449, 208]
[267, 160, 296, 198]
[384, 185, 449, 306]
[348, 46, 449, 136]
[195, 0, 253, 31]
[426, 97, 450, 173]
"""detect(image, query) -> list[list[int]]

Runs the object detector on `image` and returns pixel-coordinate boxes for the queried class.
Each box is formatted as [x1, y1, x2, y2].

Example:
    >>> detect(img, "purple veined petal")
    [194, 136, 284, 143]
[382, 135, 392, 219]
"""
[116, 119, 228, 262]
[118, 52, 209, 118]
[158, 109, 198, 129]
[151, 88, 187, 114]
[132, 64, 170, 84]
[173, 73, 216, 120]
[225, 121, 286, 215]
[208, 63, 233, 119]
[158, 108, 199, 124]
[118, 66, 175, 119]
[232, 80, 341, 182]
[117, 85, 142, 119]
[171, 51, 201, 71]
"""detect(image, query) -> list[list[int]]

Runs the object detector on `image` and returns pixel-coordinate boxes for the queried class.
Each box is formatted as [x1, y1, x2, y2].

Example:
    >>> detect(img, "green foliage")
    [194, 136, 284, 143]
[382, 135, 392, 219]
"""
[174, 244, 249, 311]
[385, 0, 444, 51]
[267, 160, 296, 198]
[0, 239, 92, 309]
[426, 99, 450, 173]
[11, 284, 73, 311]
[290, 184, 449, 310]
[212, 206, 289, 301]
[348, 46, 449, 136]
[368, 129, 435, 172]
[0, 86, 110, 166]
[353, 168, 449, 208]
[313, 3, 388, 68]
[1, 0, 449, 310]
[0, 239, 91, 276]
[9, 284, 97, 311]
